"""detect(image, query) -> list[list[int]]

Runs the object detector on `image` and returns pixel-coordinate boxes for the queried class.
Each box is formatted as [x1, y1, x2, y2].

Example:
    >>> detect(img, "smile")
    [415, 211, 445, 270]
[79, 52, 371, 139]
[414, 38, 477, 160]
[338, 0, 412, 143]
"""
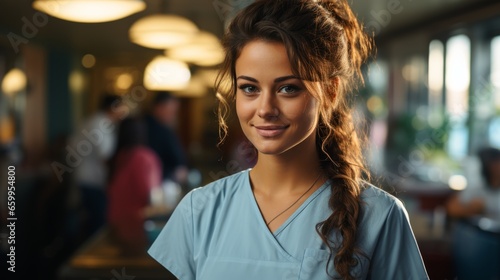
[254, 125, 289, 137]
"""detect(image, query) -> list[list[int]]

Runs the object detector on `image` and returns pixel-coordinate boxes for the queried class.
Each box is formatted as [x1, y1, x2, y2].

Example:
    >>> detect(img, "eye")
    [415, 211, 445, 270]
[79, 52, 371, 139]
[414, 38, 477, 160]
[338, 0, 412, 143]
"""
[278, 85, 301, 95]
[238, 84, 258, 94]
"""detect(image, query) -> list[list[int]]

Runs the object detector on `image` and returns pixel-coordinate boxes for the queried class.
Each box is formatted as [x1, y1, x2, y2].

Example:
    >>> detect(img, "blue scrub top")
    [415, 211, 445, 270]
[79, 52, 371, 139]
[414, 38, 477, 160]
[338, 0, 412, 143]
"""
[148, 169, 429, 280]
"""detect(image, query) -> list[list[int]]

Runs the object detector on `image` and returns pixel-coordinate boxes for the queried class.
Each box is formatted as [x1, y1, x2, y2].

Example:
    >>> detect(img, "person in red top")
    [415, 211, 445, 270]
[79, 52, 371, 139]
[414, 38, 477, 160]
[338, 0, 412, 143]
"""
[107, 117, 162, 253]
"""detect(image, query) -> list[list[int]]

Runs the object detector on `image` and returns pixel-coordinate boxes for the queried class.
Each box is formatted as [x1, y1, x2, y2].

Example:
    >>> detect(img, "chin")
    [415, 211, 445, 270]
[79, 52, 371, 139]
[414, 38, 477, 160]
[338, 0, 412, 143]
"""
[254, 142, 302, 156]
[252, 143, 284, 155]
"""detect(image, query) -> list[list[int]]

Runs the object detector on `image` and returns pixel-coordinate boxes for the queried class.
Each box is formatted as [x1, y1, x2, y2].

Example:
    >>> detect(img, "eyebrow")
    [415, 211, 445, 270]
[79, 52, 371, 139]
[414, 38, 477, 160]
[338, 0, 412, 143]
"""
[236, 75, 300, 83]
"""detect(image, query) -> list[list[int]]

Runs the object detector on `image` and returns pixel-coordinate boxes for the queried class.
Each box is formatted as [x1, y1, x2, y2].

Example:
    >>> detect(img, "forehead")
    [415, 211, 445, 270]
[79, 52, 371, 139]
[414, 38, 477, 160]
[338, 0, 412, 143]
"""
[235, 40, 293, 77]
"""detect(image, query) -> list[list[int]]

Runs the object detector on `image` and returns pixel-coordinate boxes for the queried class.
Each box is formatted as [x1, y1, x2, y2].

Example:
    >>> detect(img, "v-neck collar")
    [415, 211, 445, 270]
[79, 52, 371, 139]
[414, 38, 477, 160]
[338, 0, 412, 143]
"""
[243, 169, 330, 259]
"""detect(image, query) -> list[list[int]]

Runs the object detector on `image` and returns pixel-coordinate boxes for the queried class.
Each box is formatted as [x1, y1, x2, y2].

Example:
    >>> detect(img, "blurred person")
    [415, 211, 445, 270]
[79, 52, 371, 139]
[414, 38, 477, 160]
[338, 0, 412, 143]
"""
[445, 146, 500, 280]
[70, 94, 123, 239]
[446, 147, 500, 219]
[148, 1, 428, 279]
[144, 91, 188, 185]
[107, 117, 162, 253]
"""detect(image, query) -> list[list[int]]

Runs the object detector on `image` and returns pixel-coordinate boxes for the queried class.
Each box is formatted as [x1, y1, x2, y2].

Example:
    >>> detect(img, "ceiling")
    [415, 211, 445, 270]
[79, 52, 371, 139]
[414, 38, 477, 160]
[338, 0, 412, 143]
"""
[0, 0, 498, 62]
[0, 0, 226, 60]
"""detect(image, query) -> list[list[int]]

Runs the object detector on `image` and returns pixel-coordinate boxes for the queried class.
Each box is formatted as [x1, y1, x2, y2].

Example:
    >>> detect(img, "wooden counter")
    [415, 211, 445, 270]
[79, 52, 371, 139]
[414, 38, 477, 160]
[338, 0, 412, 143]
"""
[57, 227, 176, 280]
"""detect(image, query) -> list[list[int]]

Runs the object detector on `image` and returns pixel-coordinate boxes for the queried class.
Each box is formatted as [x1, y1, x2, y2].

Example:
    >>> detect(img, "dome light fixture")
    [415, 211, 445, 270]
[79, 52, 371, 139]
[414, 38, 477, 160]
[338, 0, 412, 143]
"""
[166, 31, 225, 67]
[32, 0, 146, 23]
[129, 14, 199, 49]
[2, 68, 27, 96]
[143, 56, 191, 91]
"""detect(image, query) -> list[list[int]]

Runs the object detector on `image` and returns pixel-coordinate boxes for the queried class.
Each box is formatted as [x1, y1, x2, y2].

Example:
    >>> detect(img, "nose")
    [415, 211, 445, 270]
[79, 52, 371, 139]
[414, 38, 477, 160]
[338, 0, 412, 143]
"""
[257, 92, 279, 119]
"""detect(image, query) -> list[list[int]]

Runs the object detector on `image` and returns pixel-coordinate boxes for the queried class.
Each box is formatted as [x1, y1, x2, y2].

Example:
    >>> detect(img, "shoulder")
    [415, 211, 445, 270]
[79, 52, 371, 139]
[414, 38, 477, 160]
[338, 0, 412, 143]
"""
[190, 169, 249, 204]
[359, 182, 409, 221]
[356, 182, 416, 247]
[361, 182, 403, 206]
[357, 183, 429, 279]
[176, 169, 250, 216]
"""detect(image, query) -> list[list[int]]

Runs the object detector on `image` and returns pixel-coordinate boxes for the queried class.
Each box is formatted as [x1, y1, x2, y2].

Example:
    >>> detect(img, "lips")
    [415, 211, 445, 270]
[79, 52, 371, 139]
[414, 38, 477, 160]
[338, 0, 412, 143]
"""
[253, 125, 289, 137]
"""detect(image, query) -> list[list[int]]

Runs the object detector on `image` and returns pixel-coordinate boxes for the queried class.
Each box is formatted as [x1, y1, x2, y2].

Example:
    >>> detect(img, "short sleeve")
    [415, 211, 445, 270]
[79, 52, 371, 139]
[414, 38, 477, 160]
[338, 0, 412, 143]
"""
[148, 191, 195, 280]
[369, 200, 429, 280]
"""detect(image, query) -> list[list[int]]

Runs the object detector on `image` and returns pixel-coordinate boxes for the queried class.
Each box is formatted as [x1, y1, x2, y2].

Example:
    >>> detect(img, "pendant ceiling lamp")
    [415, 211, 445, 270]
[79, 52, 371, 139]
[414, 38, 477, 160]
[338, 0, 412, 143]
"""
[166, 32, 224, 67]
[2, 68, 27, 96]
[32, 0, 146, 23]
[143, 56, 191, 91]
[129, 14, 199, 49]
[175, 73, 207, 97]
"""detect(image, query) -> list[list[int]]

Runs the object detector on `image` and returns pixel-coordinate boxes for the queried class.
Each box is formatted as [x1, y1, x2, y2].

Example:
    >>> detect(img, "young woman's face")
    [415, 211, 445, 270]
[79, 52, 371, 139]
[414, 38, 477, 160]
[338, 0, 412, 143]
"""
[235, 40, 320, 156]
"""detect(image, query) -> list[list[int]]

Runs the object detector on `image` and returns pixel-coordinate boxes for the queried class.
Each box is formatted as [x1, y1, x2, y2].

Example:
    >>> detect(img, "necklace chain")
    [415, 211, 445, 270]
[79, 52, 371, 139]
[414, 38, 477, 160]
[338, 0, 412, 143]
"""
[266, 173, 322, 226]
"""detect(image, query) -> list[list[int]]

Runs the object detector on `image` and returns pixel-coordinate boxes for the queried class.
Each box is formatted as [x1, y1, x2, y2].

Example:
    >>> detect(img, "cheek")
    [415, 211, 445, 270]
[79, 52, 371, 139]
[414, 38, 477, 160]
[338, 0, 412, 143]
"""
[285, 105, 318, 132]
[297, 97, 320, 125]
[236, 97, 251, 121]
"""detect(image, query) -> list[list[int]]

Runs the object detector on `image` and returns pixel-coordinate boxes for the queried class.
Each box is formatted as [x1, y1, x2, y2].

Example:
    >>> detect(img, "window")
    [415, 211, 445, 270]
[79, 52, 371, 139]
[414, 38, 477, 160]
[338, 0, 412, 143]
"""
[428, 40, 444, 113]
[445, 34, 470, 160]
[445, 35, 471, 121]
[489, 35, 500, 148]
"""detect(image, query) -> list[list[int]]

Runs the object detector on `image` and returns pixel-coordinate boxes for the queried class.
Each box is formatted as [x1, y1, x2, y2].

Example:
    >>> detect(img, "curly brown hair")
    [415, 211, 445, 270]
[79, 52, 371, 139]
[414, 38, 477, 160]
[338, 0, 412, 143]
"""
[214, 0, 374, 278]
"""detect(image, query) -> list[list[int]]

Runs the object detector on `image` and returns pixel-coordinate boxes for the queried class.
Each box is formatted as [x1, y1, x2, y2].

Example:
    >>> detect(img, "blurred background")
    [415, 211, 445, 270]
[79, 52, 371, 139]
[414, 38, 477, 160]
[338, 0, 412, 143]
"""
[0, 0, 499, 279]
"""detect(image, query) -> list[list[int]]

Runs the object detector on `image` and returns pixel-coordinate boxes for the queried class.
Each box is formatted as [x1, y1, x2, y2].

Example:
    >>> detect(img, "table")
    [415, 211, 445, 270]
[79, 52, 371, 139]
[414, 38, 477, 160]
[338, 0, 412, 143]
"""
[57, 227, 176, 280]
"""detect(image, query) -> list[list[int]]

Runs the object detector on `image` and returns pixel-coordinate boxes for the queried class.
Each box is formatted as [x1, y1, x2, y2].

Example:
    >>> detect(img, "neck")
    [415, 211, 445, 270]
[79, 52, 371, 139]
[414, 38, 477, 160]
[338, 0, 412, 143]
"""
[250, 140, 324, 196]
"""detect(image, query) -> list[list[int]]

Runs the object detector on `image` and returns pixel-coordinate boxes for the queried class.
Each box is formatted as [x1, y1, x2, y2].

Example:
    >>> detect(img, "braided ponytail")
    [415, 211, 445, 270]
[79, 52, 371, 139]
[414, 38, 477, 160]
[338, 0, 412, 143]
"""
[311, 1, 374, 279]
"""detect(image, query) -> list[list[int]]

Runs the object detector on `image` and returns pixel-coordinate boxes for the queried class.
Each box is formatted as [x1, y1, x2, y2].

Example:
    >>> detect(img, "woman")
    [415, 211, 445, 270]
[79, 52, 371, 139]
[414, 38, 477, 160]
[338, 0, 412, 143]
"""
[107, 117, 162, 253]
[149, 0, 428, 279]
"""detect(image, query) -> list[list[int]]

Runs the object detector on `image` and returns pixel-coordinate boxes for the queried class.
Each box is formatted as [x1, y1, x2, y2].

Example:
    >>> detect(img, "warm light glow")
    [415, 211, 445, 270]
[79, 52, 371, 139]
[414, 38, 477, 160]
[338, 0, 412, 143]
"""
[198, 69, 219, 88]
[69, 70, 86, 94]
[175, 73, 207, 97]
[366, 96, 384, 114]
[116, 73, 133, 90]
[82, 54, 96, 68]
[0, 117, 15, 144]
[166, 32, 224, 66]
[428, 40, 444, 92]
[144, 56, 191, 91]
[402, 57, 424, 87]
[129, 14, 199, 49]
[1, 68, 27, 95]
[448, 174, 468, 191]
[402, 64, 416, 83]
[33, 0, 146, 23]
